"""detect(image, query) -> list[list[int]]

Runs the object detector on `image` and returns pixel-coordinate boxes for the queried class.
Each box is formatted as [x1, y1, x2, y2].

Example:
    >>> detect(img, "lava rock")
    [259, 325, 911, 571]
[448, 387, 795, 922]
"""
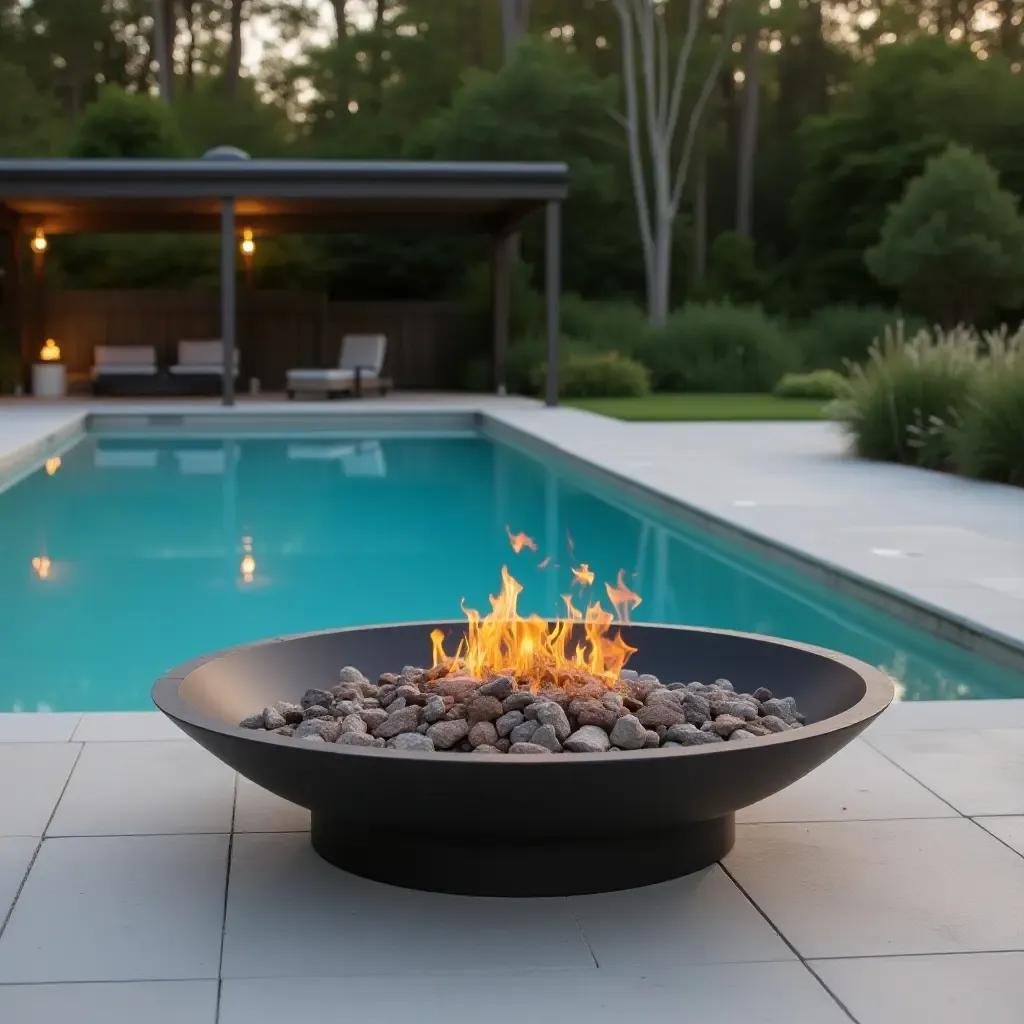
[673, 729, 724, 746]
[664, 723, 699, 742]
[387, 732, 434, 752]
[386, 697, 408, 713]
[495, 738, 511, 753]
[333, 700, 361, 718]
[530, 723, 563, 752]
[422, 697, 446, 724]
[495, 710, 524, 738]
[564, 725, 611, 753]
[609, 714, 647, 750]
[644, 689, 683, 707]
[743, 720, 770, 737]
[377, 672, 400, 687]
[712, 700, 758, 722]
[530, 702, 572, 742]
[273, 702, 304, 725]
[302, 704, 333, 721]
[710, 714, 747, 737]
[295, 717, 341, 742]
[760, 715, 790, 733]
[502, 691, 540, 712]
[623, 696, 644, 713]
[574, 701, 618, 732]
[508, 742, 550, 754]
[263, 708, 287, 730]
[444, 703, 468, 721]
[430, 677, 483, 702]
[239, 713, 265, 730]
[332, 684, 364, 703]
[337, 732, 385, 748]
[467, 696, 504, 725]
[468, 721, 499, 748]
[477, 675, 514, 701]
[339, 715, 367, 735]
[760, 697, 802, 725]
[300, 688, 333, 710]
[274, 725, 295, 737]
[729, 729, 756, 741]
[509, 720, 540, 745]
[636, 702, 687, 729]
[715, 678, 734, 692]
[643, 730, 661, 748]
[426, 719, 470, 750]
[358, 708, 389, 731]
[601, 691, 624, 711]
[338, 666, 367, 685]
[619, 669, 639, 683]
[299, 734, 326, 743]
[416, 722, 430, 734]
[374, 706, 421, 739]
[473, 744, 501, 754]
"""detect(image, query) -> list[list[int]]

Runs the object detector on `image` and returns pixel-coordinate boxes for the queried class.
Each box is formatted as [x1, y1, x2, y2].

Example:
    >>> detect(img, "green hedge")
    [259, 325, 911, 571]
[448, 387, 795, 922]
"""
[537, 350, 650, 398]
[793, 304, 924, 372]
[773, 370, 852, 400]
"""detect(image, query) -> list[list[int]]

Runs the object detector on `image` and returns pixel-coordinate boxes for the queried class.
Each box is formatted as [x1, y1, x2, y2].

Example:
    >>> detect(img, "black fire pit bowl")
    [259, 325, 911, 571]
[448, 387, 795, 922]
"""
[153, 622, 892, 897]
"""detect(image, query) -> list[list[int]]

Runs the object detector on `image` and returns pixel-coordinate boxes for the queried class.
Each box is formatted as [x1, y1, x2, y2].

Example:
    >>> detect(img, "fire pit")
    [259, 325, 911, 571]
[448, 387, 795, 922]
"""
[153, 620, 892, 896]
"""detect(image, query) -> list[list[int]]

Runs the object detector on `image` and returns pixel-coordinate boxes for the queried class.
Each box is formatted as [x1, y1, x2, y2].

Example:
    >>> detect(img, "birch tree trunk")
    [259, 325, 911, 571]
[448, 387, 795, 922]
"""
[735, 31, 759, 237]
[152, 0, 174, 101]
[611, 0, 733, 325]
[500, 0, 531, 64]
[225, 0, 245, 98]
[692, 150, 708, 284]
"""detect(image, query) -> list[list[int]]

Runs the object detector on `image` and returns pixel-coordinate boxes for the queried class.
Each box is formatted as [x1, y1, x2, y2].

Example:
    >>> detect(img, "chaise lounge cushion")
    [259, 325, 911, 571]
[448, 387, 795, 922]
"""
[170, 340, 239, 376]
[286, 334, 387, 387]
[92, 345, 158, 379]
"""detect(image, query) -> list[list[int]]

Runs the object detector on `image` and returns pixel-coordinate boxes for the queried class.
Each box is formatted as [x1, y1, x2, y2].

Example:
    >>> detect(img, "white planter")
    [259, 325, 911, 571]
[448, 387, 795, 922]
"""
[32, 363, 67, 399]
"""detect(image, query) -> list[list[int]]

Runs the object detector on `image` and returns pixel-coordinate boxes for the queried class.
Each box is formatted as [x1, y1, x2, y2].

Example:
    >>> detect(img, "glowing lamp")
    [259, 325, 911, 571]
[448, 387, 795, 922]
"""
[45, 457, 61, 476]
[30, 229, 47, 254]
[240, 228, 255, 256]
[31, 555, 51, 580]
[40, 338, 60, 362]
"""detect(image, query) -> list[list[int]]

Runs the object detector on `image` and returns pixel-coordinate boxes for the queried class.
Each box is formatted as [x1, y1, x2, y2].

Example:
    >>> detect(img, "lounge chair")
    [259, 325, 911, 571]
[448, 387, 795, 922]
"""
[169, 340, 239, 395]
[286, 334, 391, 399]
[91, 345, 159, 396]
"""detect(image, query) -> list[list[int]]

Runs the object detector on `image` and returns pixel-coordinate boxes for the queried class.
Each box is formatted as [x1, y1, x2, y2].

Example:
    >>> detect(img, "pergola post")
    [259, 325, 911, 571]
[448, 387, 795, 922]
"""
[544, 200, 561, 407]
[491, 233, 510, 396]
[219, 197, 236, 406]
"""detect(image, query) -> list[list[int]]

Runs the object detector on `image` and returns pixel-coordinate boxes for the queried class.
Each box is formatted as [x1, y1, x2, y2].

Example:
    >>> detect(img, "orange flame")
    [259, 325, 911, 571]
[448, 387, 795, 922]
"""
[572, 563, 595, 587]
[505, 525, 537, 554]
[430, 564, 638, 690]
[605, 570, 642, 622]
[537, 556, 552, 569]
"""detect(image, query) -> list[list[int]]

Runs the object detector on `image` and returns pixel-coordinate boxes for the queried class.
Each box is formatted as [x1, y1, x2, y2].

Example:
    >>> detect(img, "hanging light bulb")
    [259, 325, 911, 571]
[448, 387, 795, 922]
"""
[240, 228, 255, 256]
[30, 228, 47, 254]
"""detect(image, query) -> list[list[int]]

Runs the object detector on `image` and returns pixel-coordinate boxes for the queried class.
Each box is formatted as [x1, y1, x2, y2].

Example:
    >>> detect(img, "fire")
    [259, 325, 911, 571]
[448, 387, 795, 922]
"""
[505, 525, 537, 554]
[45, 457, 61, 476]
[31, 555, 51, 580]
[40, 339, 60, 362]
[429, 532, 641, 690]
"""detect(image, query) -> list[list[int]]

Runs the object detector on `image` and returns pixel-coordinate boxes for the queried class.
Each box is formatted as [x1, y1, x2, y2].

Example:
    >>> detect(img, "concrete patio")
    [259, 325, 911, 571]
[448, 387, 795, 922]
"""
[1, 396, 1022, 1021]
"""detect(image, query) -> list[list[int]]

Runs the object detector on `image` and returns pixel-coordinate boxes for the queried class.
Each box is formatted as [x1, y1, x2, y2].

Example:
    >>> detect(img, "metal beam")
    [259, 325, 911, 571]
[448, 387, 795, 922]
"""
[491, 235, 511, 396]
[220, 198, 236, 407]
[544, 200, 561, 408]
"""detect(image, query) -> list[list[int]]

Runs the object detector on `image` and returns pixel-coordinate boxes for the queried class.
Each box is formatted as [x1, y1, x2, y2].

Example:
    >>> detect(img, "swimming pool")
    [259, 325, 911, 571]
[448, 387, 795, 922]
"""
[1, 429, 1020, 711]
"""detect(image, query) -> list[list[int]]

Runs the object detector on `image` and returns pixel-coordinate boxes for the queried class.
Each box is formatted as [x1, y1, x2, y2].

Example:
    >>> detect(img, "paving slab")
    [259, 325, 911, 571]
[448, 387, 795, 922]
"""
[0, 834, 228, 982]
[725, 818, 1024, 958]
[0, 837, 37, 923]
[48, 741, 236, 836]
[233, 777, 309, 833]
[0, 981, 218, 1024]
[70, 711, 188, 742]
[0, 743, 80, 836]
[974, 816, 1024, 856]
[0, 712, 81, 742]
[812, 952, 1024, 1024]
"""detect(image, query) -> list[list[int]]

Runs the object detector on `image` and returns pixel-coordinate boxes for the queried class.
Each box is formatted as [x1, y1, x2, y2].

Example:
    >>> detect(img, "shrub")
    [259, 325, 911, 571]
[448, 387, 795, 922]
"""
[533, 350, 650, 398]
[559, 295, 651, 354]
[953, 331, 1024, 485]
[834, 325, 980, 467]
[700, 231, 769, 305]
[636, 302, 797, 392]
[865, 143, 1024, 326]
[773, 370, 852, 400]
[794, 304, 925, 371]
[71, 87, 184, 159]
[0, 345, 21, 393]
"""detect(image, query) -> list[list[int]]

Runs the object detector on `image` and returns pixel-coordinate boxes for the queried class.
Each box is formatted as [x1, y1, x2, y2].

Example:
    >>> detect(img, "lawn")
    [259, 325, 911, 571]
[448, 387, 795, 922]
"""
[565, 393, 830, 422]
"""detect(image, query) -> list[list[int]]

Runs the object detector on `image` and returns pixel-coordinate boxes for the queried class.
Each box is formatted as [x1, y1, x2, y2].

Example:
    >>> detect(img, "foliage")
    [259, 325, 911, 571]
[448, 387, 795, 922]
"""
[952, 333, 1024, 486]
[559, 295, 652, 353]
[174, 81, 293, 157]
[541, 350, 651, 399]
[70, 87, 184, 158]
[773, 370, 851, 400]
[699, 232, 769, 306]
[793, 304, 924, 371]
[636, 302, 798, 393]
[0, 60, 64, 156]
[0, 343, 22, 394]
[866, 144, 1024, 326]
[834, 325, 981, 468]
[565, 393, 829, 421]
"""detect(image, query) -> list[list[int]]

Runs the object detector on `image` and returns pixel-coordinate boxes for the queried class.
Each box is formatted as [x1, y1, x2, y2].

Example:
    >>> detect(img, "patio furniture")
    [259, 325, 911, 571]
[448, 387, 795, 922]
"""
[32, 361, 66, 398]
[169, 340, 239, 396]
[286, 334, 391, 399]
[94, 446, 159, 469]
[91, 346, 159, 396]
[174, 448, 229, 475]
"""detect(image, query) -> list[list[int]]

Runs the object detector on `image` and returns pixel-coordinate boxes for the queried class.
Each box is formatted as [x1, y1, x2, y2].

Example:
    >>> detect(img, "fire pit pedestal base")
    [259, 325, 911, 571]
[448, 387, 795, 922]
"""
[310, 811, 735, 897]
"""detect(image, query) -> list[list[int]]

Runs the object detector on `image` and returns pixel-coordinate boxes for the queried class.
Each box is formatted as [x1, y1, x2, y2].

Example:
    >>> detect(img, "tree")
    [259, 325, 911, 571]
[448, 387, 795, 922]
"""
[610, 0, 742, 324]
[866, 143, 1024, 326]
[70, 87, 184, 158]
[0, 60, 64, 156]
[500, 0, 531, 63]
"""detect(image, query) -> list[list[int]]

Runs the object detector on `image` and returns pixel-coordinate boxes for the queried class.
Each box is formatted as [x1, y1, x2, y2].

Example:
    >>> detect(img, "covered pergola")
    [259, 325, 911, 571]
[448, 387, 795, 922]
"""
[0, 155, 569, 404]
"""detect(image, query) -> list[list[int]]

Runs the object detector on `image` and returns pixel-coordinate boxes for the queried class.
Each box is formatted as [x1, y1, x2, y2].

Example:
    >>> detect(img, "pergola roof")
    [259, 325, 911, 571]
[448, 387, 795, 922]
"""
[0, 159, 570, 235]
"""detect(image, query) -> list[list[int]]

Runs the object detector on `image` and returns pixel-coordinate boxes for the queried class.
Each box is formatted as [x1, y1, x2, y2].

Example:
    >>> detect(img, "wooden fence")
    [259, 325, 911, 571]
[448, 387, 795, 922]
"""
[32, 290, 464, 390]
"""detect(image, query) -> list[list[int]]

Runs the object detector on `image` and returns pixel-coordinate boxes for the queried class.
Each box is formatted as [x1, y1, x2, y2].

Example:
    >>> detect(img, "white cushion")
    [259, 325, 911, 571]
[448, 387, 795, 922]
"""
[339, 334, 386, 374]
[94, 345, 156, 368]
[287, 368, 356, 384]
[177, 340, 224, 366]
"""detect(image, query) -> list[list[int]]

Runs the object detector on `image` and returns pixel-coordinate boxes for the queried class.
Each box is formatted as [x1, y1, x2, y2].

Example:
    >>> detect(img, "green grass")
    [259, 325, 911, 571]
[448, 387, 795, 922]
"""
[565, 393, 829, 422]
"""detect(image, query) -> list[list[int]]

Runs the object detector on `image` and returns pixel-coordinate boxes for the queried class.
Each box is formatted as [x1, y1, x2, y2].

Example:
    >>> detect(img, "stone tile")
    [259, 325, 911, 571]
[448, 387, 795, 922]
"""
[812, 952, 1024, 1024]
[222, 832, 593, 978]
[0, 834, 228, 981]
[0, 743, 80, 836]
[48, 741, 235, 836]
[0, 837, 37, 921]
[71, 711, 186, 742]
[864, 700, 1024, 733]
[738, 739, 956, 823]
[974, 816, 1024, 856]
[233, 778, 309, 833]
[726, 819, 1024, 958]
[0, 712, 81, 743]
[865, 728, 1024, 815]
[568, 866, 793, 967]
[0, 982, 218, 1024]
[220, 962, 849, 1023]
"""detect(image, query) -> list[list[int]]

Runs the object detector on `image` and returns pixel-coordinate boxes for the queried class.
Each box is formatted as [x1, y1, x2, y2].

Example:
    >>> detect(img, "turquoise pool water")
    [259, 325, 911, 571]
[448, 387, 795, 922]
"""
[0, 431, 1020, 711]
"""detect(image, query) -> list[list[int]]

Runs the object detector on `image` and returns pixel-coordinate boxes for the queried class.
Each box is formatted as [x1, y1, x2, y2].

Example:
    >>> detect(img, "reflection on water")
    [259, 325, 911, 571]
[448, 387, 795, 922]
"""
[0, 432, 1019, 712]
